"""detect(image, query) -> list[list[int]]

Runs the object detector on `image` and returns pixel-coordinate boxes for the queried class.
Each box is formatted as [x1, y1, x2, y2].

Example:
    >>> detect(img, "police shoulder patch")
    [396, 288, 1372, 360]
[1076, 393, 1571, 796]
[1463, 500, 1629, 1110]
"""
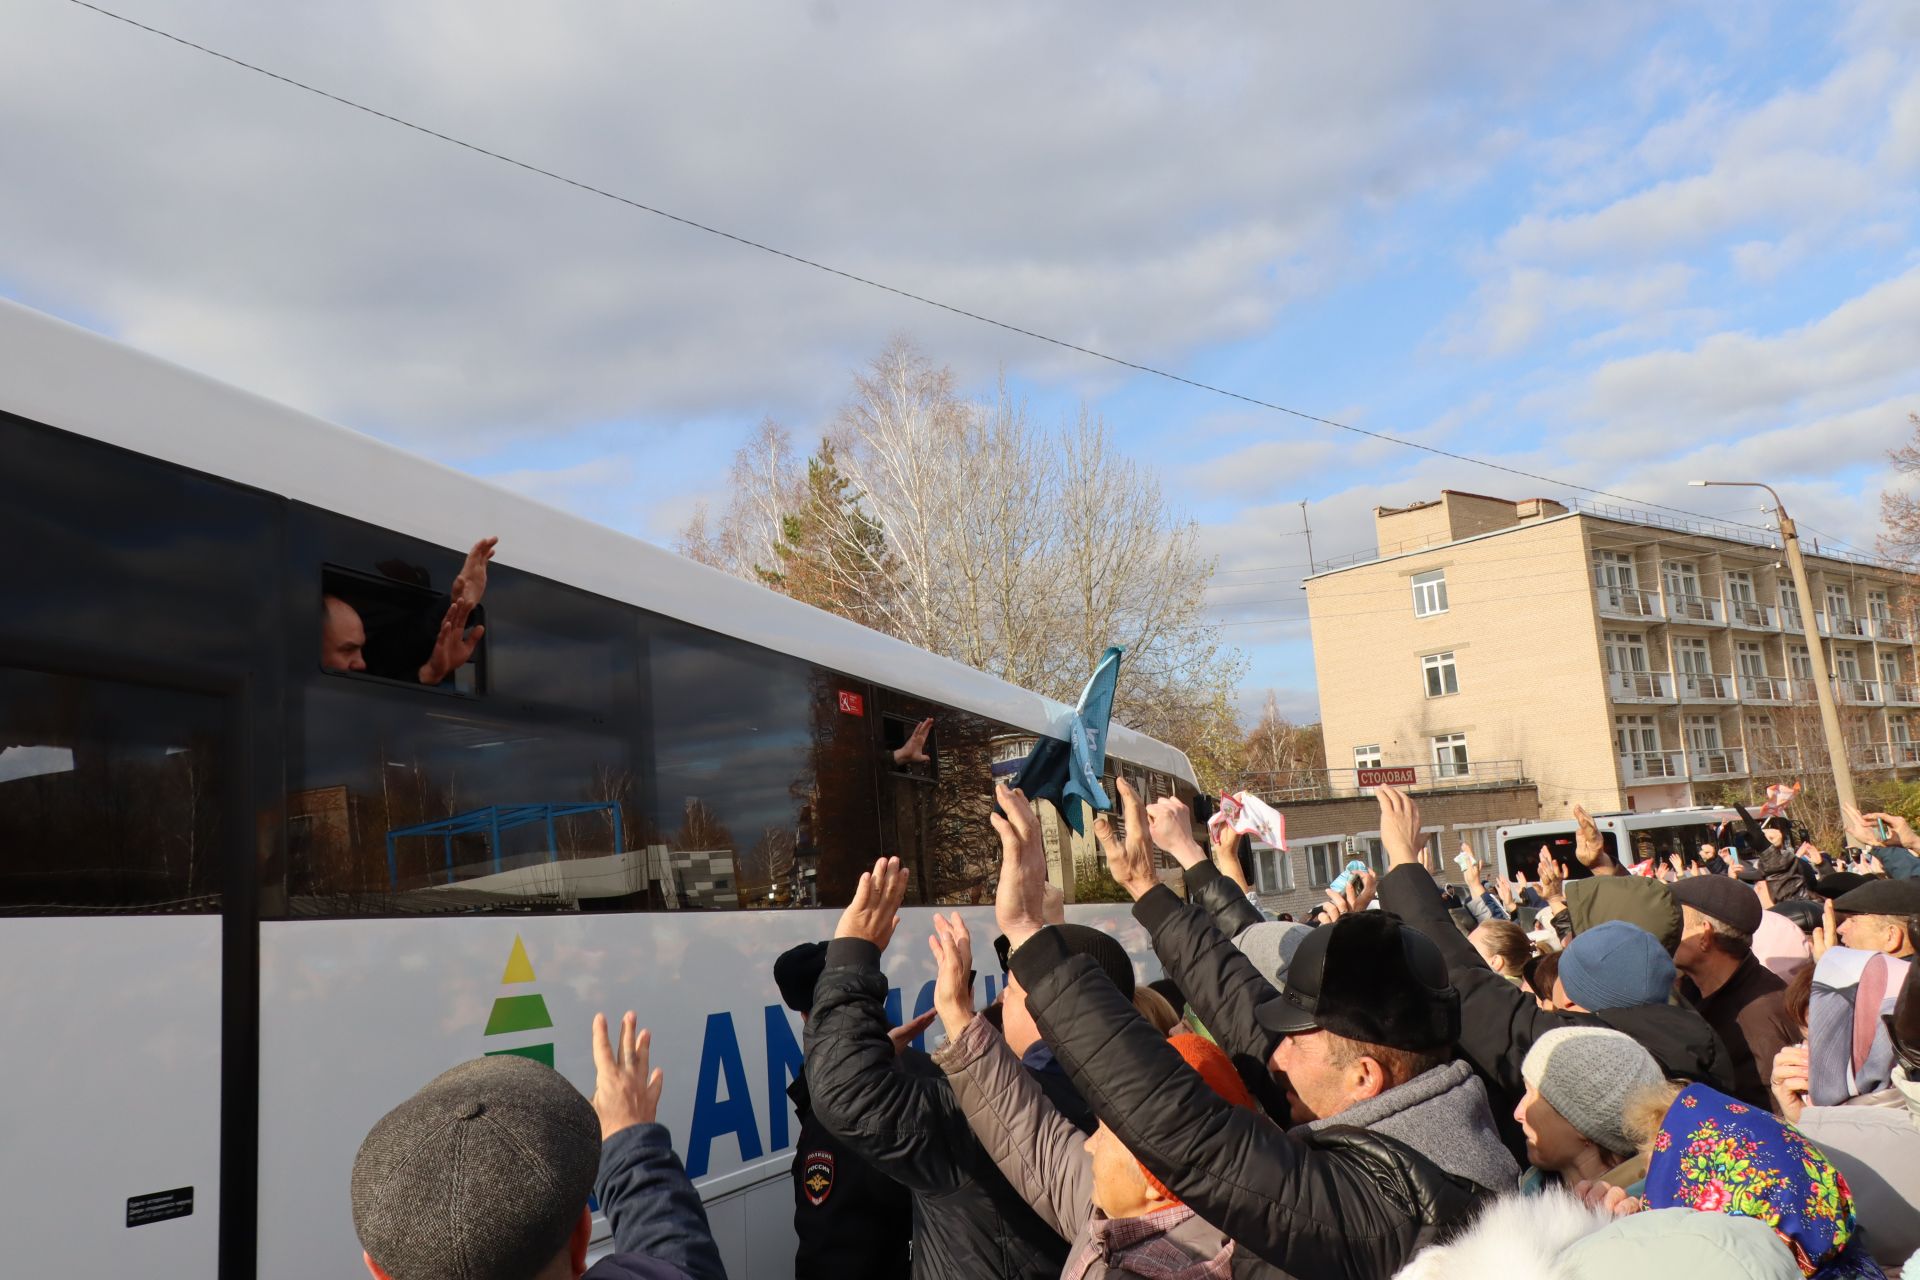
[802, 1150, 835, 1206]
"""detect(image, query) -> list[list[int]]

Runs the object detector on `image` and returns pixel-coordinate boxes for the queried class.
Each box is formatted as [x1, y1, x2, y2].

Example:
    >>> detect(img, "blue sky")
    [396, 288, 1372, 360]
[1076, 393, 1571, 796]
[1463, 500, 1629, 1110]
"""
[4, 0, 1918, 724]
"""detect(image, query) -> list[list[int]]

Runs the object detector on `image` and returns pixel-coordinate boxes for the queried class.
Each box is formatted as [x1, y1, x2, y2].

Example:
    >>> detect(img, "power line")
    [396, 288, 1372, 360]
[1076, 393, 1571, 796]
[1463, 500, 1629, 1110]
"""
[52, 0, 1785, 538]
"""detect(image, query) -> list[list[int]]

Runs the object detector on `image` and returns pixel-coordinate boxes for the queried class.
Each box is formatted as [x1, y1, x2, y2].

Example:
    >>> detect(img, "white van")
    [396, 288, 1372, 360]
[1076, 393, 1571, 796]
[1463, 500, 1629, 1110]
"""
[1495, 806, 1742, 880]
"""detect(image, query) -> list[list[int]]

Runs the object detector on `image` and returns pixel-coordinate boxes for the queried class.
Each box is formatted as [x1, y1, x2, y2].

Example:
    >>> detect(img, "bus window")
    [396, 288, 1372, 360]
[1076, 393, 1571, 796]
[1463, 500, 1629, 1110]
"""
[0, 667, 230, 911]
[320, 563, 485, 693]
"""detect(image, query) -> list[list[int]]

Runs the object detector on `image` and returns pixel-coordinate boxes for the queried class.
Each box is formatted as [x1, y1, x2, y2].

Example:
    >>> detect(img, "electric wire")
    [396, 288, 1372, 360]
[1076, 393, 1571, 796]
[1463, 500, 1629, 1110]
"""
[50, 0, 1797, 540]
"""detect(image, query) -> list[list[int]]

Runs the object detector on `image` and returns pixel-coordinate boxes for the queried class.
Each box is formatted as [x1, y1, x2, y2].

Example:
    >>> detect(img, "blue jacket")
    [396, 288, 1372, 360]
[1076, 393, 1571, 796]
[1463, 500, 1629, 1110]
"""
[585, 1122, 728, 1280]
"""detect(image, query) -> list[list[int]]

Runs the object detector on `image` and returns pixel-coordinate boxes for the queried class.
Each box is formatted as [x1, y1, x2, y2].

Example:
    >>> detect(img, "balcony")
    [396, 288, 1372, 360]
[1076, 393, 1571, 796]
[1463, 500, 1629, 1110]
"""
[1789, 678, 1820, 703]
[1835, 678, 1883, 706]
[1870, 616, 1913, 643]
[1726, 600, 1776, 631]
[1608, 670, 1675, 703]
[1748, 745, 1802, 774]
[1665, 593, 1724, 625]
[1894, 741, 1920, 767]
[1887, 682, 1920, 706]
[1595, 586, 1664, 621]
[1249, 759, 1531, 803]
[1686, 747, 1747, 780]
[1674, 671, 1736, 703]
[1829, 612, 1868, 640]
[1780, 609, 1806, 632]
[1739, 674, 1792, 704]
[1853, 742, 1895, 770]
[1619, 750, 1685, 782]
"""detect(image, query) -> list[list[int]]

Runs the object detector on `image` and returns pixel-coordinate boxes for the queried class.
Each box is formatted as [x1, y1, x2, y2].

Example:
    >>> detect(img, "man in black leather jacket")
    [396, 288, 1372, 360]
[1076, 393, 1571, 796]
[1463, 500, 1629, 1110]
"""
[996, 782, 1502, 1280]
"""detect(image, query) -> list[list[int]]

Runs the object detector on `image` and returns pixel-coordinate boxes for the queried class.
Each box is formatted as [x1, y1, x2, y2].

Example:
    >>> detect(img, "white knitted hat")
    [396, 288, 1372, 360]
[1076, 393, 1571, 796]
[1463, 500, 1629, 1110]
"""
[1520, 1026, 1665, 1158]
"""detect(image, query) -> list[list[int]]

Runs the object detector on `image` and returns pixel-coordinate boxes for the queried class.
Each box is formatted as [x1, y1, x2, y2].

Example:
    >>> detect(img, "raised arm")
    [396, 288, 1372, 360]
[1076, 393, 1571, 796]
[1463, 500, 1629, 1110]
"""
[928, 913, 1091, 1242]
[589, 1014, 726, 1280]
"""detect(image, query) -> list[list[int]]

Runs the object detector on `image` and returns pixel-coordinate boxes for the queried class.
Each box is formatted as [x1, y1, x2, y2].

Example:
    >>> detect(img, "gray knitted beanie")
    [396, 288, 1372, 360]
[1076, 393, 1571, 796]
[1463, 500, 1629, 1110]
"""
[1520, 1026, 1665, 1158]
[1233, 921, 1311, 991]
[351, 1055, 600, 1280]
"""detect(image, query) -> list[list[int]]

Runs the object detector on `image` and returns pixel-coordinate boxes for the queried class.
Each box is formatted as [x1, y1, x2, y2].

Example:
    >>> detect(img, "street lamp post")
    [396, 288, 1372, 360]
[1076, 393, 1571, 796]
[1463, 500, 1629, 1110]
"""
[1689, 480, 1857, 816]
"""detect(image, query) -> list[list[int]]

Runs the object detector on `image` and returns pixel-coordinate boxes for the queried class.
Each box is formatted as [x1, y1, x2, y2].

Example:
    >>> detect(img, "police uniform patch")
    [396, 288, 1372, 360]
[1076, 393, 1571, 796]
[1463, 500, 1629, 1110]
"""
[802, 1150, 835, 1206]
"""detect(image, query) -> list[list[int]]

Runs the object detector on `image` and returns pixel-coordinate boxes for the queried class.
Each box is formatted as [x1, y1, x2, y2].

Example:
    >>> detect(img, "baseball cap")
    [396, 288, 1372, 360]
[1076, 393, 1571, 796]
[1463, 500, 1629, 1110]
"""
[351, 1055, 599, 1280]
[1252, 913, 1459, 1052]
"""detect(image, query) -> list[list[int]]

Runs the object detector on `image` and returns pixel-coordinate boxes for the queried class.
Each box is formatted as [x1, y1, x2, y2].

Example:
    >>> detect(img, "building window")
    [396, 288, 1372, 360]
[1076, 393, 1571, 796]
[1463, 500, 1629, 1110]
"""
[1736, 642, 1766, 678]
[1881, 652, 1901, 689]
[1674, 637, 1712, 676]
[1835, 647, 1861, 681]
[1779, 584, 1803, 626]
[1615, 715, 1661, 755]
[1789, 645, 1813, 680]
[1725, 571, 1756, 604]
[1431, 733, 1469, 778]
[1826, 584, 1853, 619]
[1411, 570, 1448, 618]
[1422, 651, 1459, 698]
[1869, 590, 1891, 622]
[1593, 550, 1637, 590]
[1684, 715, 1723, 751]
[1303, 840, 1342, 888]
[1455, 824, 1498, 866]
[1662, 560, 1699, 599]
[1252, 846, 1295, 894]
[1353, 744, 1382, 770]
[1604, 631, 1648, 673]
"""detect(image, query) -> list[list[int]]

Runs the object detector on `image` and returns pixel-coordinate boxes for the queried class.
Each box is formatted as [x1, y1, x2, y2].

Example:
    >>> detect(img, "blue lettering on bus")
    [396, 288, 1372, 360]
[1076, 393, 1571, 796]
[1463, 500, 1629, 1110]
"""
[686, 1011, 763, 1179]
[763, 1003, 805, 1151]
[911, 979, 936, 1052]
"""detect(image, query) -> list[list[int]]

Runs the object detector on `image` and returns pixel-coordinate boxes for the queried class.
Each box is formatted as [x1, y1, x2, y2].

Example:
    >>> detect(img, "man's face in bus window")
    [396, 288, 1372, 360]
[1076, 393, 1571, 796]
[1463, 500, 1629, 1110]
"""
[321, 595, 368, 672]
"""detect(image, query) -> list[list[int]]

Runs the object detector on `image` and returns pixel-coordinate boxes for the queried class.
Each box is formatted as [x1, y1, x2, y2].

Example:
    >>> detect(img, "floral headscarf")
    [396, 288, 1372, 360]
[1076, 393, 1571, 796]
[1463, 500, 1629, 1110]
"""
[1646, 1084, 1885, 1280]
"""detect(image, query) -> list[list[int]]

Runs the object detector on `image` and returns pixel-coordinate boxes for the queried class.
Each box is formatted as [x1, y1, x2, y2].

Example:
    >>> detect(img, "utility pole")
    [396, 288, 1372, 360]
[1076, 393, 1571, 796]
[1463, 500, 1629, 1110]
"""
[1690, 480, 1857, 817]
[1300, 501, 1316, 575]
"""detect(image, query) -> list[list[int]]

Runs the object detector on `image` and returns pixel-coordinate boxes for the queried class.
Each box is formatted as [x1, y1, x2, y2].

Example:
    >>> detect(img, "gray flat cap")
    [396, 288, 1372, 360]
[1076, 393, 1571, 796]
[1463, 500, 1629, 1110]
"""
[351, 1055, 600, 1280]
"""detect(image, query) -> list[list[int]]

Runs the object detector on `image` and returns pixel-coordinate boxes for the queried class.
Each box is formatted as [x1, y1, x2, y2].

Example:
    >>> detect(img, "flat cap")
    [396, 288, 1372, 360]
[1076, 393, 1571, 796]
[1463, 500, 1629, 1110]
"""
[1834, 878, 1920, 918]
[1670, 876, 1763, 936]
[351, 1055, 599, 1280]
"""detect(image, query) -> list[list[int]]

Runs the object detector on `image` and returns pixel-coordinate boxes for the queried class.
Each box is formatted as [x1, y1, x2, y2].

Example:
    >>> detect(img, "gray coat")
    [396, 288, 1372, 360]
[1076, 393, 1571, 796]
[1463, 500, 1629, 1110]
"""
[935, 1014, 1249, 1279]
[1796, 1066, 1920, 1270]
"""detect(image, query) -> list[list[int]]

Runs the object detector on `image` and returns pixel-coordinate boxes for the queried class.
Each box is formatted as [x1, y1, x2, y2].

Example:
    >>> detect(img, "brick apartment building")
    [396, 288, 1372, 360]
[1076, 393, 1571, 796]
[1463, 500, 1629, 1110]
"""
[1303, 490, 1920, 830]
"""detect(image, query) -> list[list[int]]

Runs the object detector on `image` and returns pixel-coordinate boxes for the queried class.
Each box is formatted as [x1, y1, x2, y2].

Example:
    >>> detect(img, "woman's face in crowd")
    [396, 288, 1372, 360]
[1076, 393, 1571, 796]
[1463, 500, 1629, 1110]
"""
[1514, 1085, 1594, 1174]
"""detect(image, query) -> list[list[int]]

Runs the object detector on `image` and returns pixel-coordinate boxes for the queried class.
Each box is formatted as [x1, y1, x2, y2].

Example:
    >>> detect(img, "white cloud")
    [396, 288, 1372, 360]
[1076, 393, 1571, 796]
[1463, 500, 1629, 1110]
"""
[1442, 263, 1696, 356]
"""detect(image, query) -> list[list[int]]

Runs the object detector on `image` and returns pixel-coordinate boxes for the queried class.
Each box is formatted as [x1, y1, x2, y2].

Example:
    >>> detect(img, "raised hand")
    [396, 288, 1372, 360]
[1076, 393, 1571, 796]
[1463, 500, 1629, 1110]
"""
[1535, 848, 1565, 905]
[1094, 778, 1158, 899]
[1460, 842, 1486, 893]
[834, 857, 910, 953]
[888, 1009, 938, 1056]
[1572, 806, 1613, 873]
[1324, 869, 1377, 921]
[1862, 811, 1920, 852]
[991, 784, 1050, 948]
[418, 598, 485, 685]
[893, 717, 934, 766]
[1812, 897, 1839, 961]
[1769, 1043, 1810, 1123]
[1213, 822, 1252, 892]
[1842, 802, 1879, 850]
[1375, 784, 1424, 868]
[1145, 794, 1205, 868]
[450, 536, 498, 609]
[928, 912, 977, 1042]
[590, 1011, 664, 1140]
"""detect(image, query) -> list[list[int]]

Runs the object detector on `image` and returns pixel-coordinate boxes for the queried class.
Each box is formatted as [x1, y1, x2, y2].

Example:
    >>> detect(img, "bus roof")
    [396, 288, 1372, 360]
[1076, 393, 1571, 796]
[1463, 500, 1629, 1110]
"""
[0, 299, 1194, 782]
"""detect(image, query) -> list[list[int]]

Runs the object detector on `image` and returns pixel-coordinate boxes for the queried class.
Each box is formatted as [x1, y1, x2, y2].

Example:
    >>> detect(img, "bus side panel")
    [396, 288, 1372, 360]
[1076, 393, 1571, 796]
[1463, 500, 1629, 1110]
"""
[0, 917, 221, 1275]
[255, 905, 1153, 1278]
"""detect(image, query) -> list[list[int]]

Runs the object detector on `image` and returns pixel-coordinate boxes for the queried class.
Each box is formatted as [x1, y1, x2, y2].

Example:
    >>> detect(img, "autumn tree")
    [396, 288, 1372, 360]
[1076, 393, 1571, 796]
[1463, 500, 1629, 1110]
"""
[682, 337, 1246, 786]
[1235, 692, 1326, 791]
[1879, 412, 1920, 570]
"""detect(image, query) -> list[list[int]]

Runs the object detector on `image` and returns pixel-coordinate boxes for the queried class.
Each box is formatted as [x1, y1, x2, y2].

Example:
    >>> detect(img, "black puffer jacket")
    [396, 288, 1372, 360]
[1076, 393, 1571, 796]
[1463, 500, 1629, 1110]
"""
[804, 938, 1069, 1280]
[1009, 924, 1488, 1280]
[1375, 863, 1735, 1157]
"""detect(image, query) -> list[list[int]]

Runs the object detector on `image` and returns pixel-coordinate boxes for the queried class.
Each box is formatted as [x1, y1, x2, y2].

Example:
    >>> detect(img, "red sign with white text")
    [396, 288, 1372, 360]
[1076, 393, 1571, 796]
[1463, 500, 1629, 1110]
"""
[1357, 766, 1418, 787]
[837, 690, 865, 717]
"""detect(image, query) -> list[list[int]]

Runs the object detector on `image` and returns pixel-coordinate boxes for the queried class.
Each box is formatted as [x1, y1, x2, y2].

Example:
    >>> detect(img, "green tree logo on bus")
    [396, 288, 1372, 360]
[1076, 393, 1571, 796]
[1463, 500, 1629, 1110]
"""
[482, 935, 554, 1067]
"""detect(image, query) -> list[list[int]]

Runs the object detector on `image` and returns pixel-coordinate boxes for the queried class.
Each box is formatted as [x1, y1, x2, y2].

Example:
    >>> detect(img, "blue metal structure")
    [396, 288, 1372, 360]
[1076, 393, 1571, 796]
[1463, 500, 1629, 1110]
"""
[385, 802, 624, 888]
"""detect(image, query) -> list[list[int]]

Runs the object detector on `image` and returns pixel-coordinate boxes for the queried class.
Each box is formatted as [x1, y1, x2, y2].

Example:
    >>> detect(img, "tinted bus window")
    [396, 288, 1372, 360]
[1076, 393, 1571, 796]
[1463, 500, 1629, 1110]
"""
[0, 668, 231, 911]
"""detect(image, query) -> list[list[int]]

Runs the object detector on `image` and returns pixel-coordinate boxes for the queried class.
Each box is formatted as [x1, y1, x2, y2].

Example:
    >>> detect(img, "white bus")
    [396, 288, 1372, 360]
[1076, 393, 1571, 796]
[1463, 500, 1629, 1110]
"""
[0, 299, 1197, 1279]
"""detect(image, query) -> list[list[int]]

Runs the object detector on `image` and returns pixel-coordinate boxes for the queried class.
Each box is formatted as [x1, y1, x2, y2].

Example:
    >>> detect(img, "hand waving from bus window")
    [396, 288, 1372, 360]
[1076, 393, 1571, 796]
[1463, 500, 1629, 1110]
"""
[892, 716, 934, 765]
[417, 537, 496, 685]
[591, 1011, 664, 1140]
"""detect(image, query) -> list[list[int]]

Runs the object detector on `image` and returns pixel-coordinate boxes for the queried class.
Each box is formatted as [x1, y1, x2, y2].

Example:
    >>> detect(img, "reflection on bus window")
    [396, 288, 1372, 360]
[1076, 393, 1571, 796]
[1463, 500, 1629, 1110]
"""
[0, 668, 227, 911]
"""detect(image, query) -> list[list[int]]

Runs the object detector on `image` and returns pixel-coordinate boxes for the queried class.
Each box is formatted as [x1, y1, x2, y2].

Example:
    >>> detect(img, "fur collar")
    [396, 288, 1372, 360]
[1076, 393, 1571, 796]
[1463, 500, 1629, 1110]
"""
[1393, 1189, 1615, 1280]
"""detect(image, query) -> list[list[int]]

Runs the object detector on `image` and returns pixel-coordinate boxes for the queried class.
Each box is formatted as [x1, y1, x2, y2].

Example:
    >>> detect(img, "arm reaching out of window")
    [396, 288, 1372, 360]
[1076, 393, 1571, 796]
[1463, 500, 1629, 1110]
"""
[417, 537, 496, 685]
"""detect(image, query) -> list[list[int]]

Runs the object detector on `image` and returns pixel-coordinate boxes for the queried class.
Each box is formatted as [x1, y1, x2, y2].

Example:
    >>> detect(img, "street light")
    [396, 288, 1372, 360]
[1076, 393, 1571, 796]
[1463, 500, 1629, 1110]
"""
[1688, 479, 1857, 816]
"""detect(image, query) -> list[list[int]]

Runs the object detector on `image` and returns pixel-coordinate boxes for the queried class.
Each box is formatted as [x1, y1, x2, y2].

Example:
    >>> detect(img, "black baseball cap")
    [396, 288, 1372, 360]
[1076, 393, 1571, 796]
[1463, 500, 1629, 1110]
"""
[1254, 913, 1460, 1052]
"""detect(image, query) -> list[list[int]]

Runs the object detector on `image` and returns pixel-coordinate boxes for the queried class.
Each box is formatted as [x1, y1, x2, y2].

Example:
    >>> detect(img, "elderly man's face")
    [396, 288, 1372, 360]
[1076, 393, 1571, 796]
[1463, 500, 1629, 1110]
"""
[321, 596, 368, 672]
[1838, 913, 1911, 957]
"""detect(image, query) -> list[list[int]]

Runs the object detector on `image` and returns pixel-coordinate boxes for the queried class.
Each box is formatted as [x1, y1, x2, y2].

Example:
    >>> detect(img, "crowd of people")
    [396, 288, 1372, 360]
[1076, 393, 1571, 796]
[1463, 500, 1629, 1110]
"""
[349, 771, 1920, 1280]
